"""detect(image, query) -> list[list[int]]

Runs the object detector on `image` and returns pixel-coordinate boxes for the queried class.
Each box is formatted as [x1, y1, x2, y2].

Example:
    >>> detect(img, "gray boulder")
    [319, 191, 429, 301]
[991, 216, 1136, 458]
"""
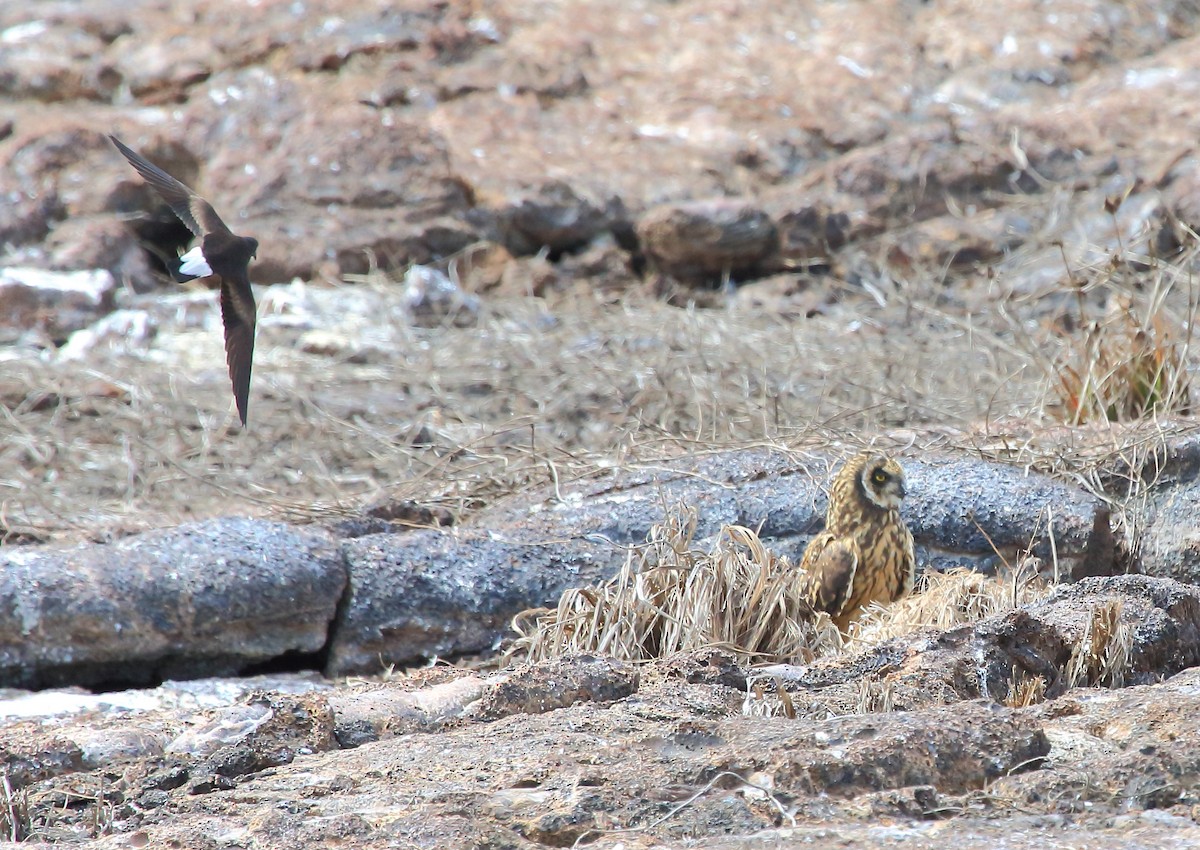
[0, 518, 345, 688]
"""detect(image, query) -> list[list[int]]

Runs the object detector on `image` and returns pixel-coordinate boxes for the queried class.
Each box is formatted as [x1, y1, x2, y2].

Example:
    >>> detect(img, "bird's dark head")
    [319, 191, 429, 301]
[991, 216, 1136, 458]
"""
[245, 236, 259, 260]
[853, 452, 908, 512]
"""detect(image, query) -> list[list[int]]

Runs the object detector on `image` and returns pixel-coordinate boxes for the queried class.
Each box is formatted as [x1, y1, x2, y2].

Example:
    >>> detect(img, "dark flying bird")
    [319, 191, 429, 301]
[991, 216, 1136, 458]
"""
[110, 135, 258, 426]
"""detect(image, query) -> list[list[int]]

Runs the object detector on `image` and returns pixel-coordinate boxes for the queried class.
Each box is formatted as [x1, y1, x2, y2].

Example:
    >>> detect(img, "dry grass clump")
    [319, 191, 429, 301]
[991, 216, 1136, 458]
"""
[1005, 225, 1200, 428]
[1003, 671, 1047, 708]
[510, 507, 842, 665]
[511, 504, 1057, 674]
[1064, 599, 1133, 689]
[846, 565, 1051, 649]
[1049, 290, 1192, 425]
[512, 504, 1057, 706]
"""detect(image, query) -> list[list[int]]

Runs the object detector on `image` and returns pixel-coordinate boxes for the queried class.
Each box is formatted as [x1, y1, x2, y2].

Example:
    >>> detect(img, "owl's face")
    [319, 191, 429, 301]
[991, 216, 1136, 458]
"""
[857, 455, 907, 511]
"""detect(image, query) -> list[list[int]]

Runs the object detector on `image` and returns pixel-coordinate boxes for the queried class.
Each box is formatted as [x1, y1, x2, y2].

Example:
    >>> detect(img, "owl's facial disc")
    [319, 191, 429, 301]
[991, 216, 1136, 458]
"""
[860, 458, 907, 511]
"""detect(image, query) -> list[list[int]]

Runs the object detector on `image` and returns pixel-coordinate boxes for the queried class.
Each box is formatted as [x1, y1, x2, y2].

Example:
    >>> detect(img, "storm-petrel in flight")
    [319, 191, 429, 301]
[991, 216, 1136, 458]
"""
[110, 135, 258, 426]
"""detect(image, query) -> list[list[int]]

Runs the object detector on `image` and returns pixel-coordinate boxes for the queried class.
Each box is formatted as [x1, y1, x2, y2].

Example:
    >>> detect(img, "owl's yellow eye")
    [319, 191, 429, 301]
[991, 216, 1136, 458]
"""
[872, 470, 888, 484]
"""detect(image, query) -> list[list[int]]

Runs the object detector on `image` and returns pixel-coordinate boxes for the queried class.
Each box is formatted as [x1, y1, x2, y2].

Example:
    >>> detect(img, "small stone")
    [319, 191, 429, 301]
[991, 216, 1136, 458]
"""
[188, 773, 237, 795]
[495, 180, 619, 255]
[75, 728, 166, 767]
[637, 199, 780, 284]
[167, 702, 273, 757]
[57, 308, 157, 361]
[45, 216, 158, 292]
[297, 329, 365, 360]
[329, 675, 489, 738]
[136, 789, 171, 809]
[143, 764, 190, 792]
[402, 264, 480, 327]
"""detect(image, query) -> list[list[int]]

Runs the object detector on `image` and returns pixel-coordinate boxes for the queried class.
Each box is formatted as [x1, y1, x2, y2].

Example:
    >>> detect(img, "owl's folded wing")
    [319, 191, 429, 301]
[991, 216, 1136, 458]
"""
[798, 532, 860, 617]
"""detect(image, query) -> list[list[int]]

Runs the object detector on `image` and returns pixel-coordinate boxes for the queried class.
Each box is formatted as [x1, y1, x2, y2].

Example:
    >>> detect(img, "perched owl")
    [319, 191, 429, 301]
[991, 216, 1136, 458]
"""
[798, 451, 916, 630]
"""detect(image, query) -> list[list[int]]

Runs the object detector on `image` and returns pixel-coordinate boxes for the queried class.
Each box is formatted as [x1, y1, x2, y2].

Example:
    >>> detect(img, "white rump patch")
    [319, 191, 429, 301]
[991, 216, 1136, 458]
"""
[179, 246, 213, 277]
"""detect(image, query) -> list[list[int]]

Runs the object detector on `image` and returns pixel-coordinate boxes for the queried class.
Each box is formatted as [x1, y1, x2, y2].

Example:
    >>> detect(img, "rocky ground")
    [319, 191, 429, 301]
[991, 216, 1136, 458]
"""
[4, 0, 1200, 847]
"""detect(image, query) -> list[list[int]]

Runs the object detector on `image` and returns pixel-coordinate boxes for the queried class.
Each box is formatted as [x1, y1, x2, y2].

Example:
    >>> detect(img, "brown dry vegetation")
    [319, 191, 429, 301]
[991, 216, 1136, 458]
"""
[509, 508, 846, 665]
[510, 506, 1052, 672]
[0, 230, 1189, 842]
[507, 503, 1144, 717]
[1, 220, 1198, 547]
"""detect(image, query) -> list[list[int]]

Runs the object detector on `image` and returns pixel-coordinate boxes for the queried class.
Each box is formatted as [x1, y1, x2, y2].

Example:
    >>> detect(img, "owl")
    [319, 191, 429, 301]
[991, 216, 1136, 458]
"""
[798, 451, 916, 630]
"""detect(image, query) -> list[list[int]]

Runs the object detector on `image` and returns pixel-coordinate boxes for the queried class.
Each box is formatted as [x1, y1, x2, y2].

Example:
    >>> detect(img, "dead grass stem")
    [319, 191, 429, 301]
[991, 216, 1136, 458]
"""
[0, 774, 28, 843]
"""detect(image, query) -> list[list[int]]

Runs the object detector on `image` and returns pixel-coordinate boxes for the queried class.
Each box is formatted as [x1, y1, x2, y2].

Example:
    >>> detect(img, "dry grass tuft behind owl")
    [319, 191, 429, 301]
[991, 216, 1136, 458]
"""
[798, 451, 916, 630]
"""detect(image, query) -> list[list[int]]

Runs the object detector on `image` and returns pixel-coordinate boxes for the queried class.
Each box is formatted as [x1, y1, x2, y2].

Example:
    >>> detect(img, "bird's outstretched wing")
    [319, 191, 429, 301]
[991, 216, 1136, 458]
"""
[219, 275, 257, 427]
[798, 532, 859, 618]
[109, 135, 231, 237]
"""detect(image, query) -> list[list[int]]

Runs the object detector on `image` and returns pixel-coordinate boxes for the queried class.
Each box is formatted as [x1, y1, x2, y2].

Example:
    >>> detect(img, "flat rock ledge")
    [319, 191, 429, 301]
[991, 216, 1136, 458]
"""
[5, 644, 1200, 847]
[3, 440, 1196, 687]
